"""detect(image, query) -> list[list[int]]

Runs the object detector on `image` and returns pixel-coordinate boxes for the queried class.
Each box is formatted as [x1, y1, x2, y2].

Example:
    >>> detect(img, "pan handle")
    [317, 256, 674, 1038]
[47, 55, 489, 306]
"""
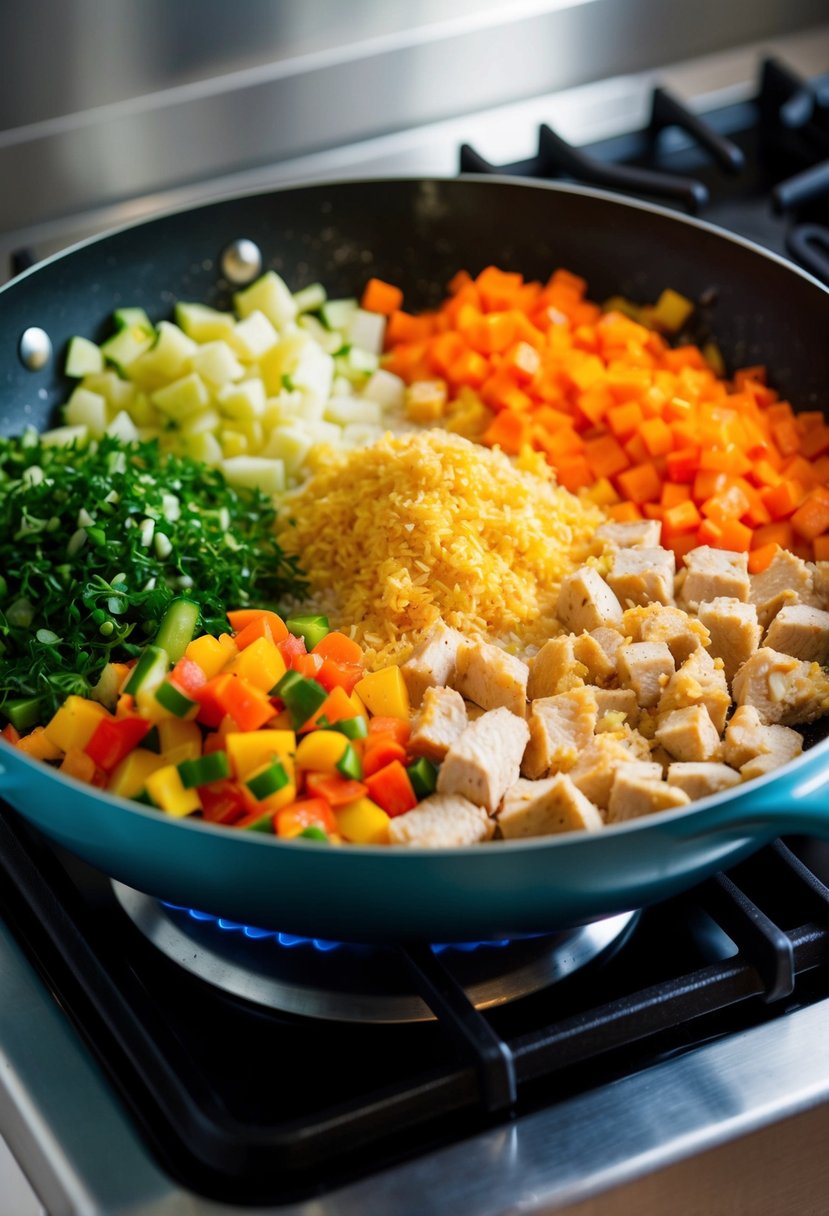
[675, 762, 829, 841]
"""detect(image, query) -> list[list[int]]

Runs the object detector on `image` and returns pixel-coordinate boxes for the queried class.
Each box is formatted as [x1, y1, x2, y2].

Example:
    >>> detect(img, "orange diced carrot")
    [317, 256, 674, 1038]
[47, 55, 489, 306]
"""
[616, 462, 663, 505]
[640, 417, 674, 457]
[361, 277, 404, 315]
[664, 500, 702, 532]
[791, 487, 829, 541]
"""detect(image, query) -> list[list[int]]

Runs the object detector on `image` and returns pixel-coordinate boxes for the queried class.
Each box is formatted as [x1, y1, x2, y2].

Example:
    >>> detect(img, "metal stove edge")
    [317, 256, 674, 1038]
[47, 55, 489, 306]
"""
[3, 915, 829, 1216]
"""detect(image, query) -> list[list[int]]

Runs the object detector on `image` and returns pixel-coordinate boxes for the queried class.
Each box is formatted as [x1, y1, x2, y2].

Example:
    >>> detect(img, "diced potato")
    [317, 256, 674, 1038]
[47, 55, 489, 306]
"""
[220, 455, 285, 496]
[234, 271, 297, 330]
[64, 388, 107, 435]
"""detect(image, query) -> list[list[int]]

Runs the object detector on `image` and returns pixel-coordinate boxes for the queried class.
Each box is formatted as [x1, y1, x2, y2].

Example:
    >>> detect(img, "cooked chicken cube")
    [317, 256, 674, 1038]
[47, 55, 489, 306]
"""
[621, 604, 708, 666]
[590, 625, 625, 668]
[607, 546, 676, 608]
[556, 566, 623, 633]
[436, 707, 530, 813]
[606, 768, 691, 823]
[401, 622, 464, 706]
[454, 639, 529, 718]
[527, 635, 587, 700]
[731, 647, 829, 726]
[498, 775, 604, 838]
[656, 647, 730, 734]
[681, 546, 750, 607]
[697, 597, 761, 687]
[655, 705, 721, 762]
[616, 641, 675, 709]
[813, 561, 829, 610]
[521, 687, 598, 780]
[596, 519, 663, 548]
[388, 795, 495, 847]
[409, 686, 468, 762]
[722, 703, 804, 768]
[594, 687, 640, 729]
[749, 548, 820, 629]
[666, 761, 741, 800]
[569, 738, 655, 809]
[738, 752, 798, 783]
[573, 632, 616, 685]
[764, 604, 829, 666]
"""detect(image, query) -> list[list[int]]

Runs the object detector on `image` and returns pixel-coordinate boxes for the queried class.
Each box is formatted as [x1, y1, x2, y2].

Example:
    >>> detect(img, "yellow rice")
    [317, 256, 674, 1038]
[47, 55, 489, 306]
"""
[278, 430, 604, 666]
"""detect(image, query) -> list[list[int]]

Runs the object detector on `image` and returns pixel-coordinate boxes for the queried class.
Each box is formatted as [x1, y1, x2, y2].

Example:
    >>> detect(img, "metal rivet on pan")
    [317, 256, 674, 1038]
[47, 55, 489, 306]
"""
[18, 327, 52, 371]
[221, 239, 263, 285]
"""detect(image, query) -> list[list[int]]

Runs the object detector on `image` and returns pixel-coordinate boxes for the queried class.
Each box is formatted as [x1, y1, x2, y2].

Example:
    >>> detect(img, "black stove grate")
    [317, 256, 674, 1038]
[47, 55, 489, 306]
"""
[3, 810, 829, 1206]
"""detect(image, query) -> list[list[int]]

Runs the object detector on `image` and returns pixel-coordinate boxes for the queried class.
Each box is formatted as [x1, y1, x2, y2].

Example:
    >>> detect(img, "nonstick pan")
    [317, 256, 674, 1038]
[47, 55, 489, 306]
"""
[1, 176, 829, 944]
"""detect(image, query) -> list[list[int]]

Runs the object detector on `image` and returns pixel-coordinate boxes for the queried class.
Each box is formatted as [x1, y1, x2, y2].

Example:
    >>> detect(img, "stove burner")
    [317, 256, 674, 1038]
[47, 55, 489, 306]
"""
[113, 883, 638, 1023]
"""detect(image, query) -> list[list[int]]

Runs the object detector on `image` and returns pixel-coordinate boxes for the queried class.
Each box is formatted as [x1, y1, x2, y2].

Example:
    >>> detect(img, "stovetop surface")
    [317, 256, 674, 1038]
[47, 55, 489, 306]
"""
[4, 808, 829, 1208]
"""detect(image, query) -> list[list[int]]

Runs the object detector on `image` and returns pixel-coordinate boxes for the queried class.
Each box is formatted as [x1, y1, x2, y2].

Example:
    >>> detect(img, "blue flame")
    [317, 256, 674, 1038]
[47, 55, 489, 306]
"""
[162, 902, 509, 954]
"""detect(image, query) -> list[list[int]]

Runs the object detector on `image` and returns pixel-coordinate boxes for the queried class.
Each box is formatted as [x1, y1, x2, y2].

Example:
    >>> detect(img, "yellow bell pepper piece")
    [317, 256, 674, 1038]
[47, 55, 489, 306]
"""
[217, 633, 239, 660]
[227, 636, 286, 693]
[44, 696, 109, 753]
[335, 797, 390, 845]
[226, 730, 295, 780]
[59, 747, 98, 784]
[109, 749, 167, 799]
[16, 726, 63, 762]
[157, 719, 202, 762]
[145, 765, 201, 817]
[354, 667, 410, 720]
[185, 633, 231, 679]
[294, 730, 349, 774]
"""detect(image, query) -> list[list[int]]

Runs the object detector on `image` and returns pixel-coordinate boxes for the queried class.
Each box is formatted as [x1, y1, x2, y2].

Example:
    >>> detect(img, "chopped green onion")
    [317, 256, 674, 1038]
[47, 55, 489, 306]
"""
[246, 759, 290, 801]
[177, 751, 231, 788]
[153, 598, 199, 662]
[154, 680, 198, 718]
[286, 613, 329, 650]
[298, 825, 329, 842]
[329, 716, 368, 741]
[407, 757, 439, 799]
[336, 741, 363, 781]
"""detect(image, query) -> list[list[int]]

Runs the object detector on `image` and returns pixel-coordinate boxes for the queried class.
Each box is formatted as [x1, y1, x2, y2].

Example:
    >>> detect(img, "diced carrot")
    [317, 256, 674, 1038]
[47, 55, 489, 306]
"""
[663, 500, 702, 532]
[616, 462, 663, 505]
[227, 609, 289, 641]
[640, 417, 674, 457]
[361, 277, 404, 315]
[368, 716, 411, 746]
[761, 480, 806, 520]
[791, 487, 829, 540]
[716, 517, 753, 552]
[305, 773, 368, 807]
[312, 631, 364, 666]
[813, 535, 829, 561]
[748, 542, 780, 574]
[363, 739, 408, 779]
[365, 761, 418, 818]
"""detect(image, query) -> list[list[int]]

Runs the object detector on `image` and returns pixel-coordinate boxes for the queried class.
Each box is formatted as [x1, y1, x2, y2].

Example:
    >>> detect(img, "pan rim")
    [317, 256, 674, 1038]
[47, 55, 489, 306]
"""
[2, 174, 829, 304]
[2, 175, 829, 859]
[3, 729, 829, 859]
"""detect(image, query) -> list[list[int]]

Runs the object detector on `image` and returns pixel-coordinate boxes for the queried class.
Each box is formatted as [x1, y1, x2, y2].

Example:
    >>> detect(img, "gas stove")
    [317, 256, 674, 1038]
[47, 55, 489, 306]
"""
[3, 10, 829, 1215]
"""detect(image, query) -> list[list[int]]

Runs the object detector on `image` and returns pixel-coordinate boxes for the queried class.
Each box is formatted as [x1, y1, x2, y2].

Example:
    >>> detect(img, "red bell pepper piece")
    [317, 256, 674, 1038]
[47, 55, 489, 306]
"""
[365, 760, 418, 817]
[316, 659, 363, 694]
[199, 780, 247, 824]
[1, 723, 20, 744]
[278, 633, 307, 669]
[198, 673, 273, 733]
[84, 715, 152, 771]
[362, 738, 408, 778]
[170, 656, 208, 697]
[275, 798, 337, 838]
[368, 716, 411, 746]
[305, 772, 368, 807]
[292, 653, 324, 680]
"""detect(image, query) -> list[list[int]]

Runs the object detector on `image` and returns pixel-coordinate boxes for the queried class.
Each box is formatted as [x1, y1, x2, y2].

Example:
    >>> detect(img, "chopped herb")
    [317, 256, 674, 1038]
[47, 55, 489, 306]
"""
[0, 433, 306, 724]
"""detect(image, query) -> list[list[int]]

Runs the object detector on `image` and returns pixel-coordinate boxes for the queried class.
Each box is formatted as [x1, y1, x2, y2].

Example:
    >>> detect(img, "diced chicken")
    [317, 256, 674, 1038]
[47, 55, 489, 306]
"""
[401, 622, 464, 706]
[731, 647, 829, 726]
[813, 561, 829, 610]
[621, 604, 709, 666]
[569, 735, 654, 809]
[697, 597, 761, 687]
[656, 647, 730, 734]
[749, 548, 820, 629]
[388, 795, 494, 847]
[590, 626, 625, 668]
[722, 703, 804, 768]
[556, 566, 623, 633]
[573, 632, 616, 685]
[666, 761, 741, 800]
[521, 687, 598, 779]
[764, 604, 829, 666]
[454, 639, 529, 718]
[739, 752, 799, 783]
[607, 547, 676, 608]
[655, 705, 721, 762]
[616, 641, 675, 709]
[596, 519, 663, 548]
[497, 775, 604, 839]
[436, 707, 530, 813]
[527, 635, 587, 700]
[593, 687, 640, 729]
[409, 686, 468, 762]
[606, 768, 691, 823]
[681, 547, 750, 607]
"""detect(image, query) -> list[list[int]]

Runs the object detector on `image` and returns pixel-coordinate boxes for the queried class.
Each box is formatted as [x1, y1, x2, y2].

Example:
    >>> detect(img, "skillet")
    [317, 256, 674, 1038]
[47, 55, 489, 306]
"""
[1, 176, 829, 943]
